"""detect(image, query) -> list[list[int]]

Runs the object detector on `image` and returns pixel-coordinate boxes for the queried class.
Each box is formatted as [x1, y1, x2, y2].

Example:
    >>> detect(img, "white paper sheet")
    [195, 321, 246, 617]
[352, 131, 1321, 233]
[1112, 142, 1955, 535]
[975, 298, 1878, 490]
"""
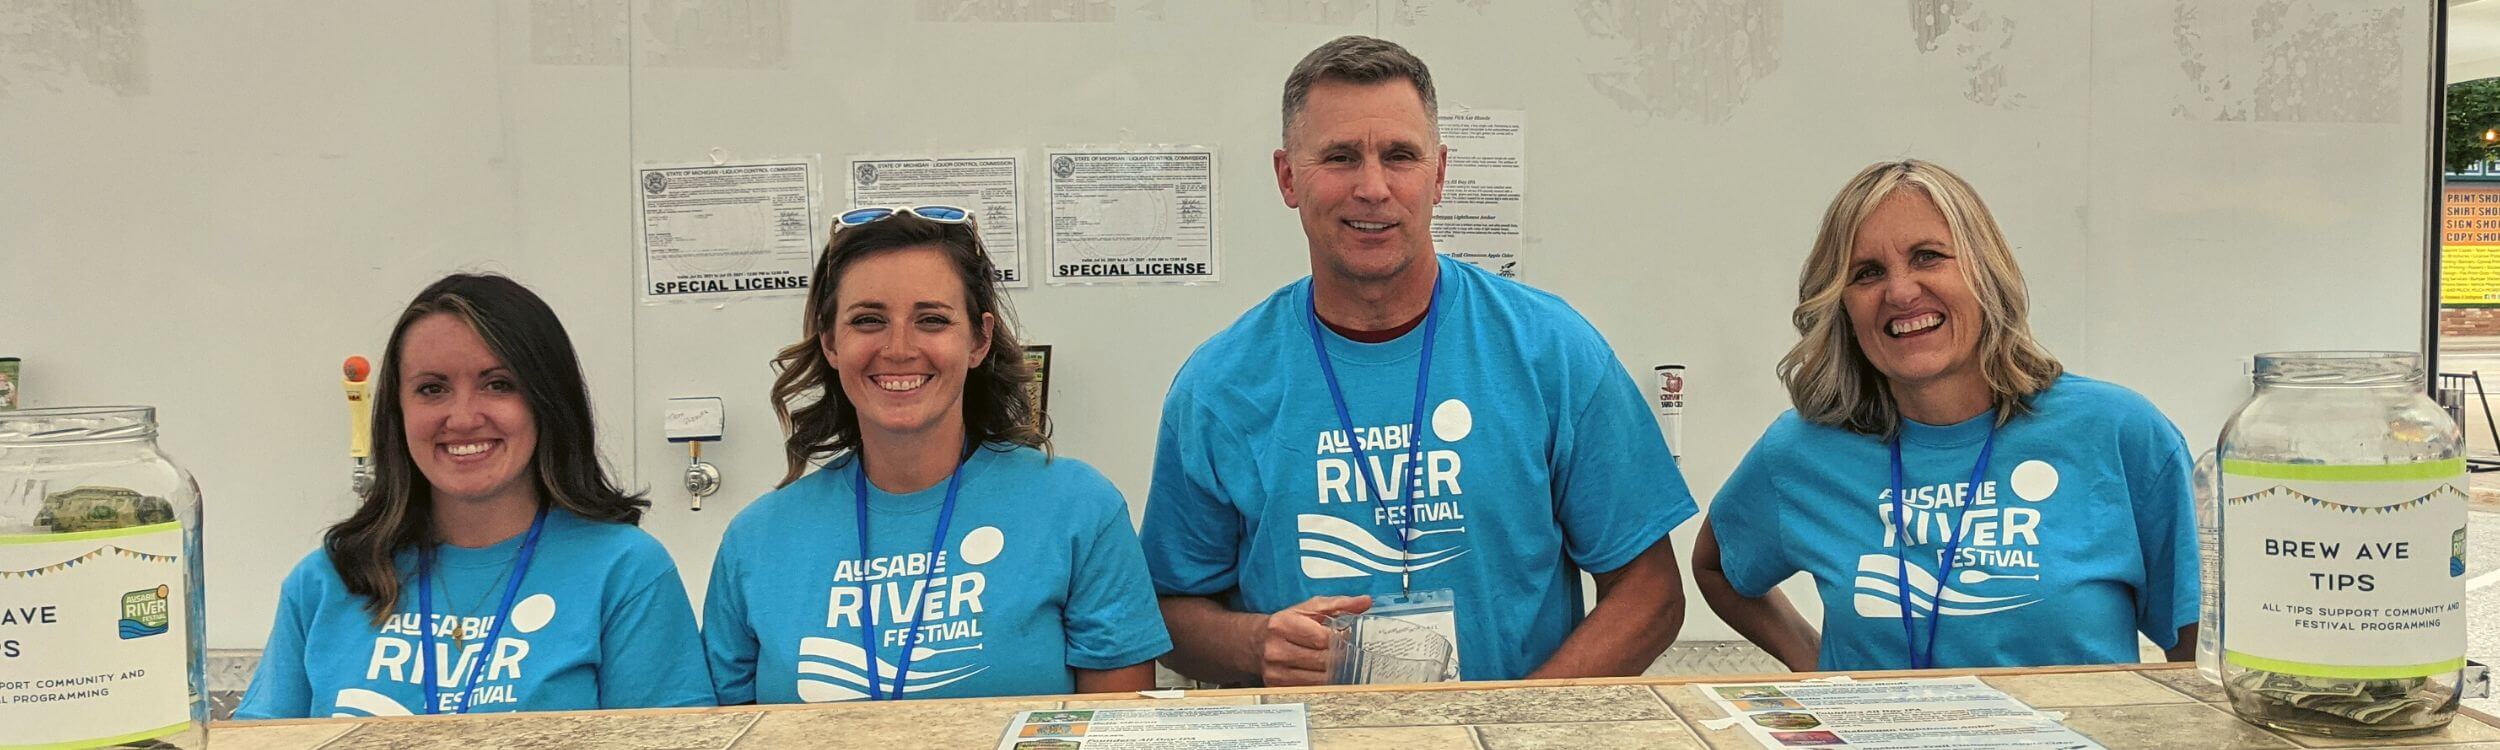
[1694, 676, 2105, 749]
[1432, 109, 1524, 278]
[994, 704, 1307, 749]
[847, 153, 1028, 287]
[1044, 147, 1219, 285]
[637, 160, 819, 303]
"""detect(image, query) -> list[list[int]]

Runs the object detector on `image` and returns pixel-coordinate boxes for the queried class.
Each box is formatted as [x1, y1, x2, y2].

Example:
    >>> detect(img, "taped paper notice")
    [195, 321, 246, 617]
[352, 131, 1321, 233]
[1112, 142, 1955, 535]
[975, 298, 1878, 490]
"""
[639, 160, 819, 303]
[1045, 147, 1218, 285]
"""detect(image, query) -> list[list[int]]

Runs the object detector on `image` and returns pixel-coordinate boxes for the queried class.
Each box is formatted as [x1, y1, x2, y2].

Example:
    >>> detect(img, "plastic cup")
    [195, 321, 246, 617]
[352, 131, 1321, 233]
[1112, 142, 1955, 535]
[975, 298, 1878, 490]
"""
[1327, 614, 1453, 685]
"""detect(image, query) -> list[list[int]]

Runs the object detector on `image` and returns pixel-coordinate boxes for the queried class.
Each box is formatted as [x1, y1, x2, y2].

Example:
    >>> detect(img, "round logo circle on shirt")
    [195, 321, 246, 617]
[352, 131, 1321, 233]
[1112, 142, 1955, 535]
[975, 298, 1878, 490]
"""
[509, 593, 557, 634]
[1432, 399, 1473, 443]
[2010, 460, 2059, 502]
[959, 526, 1005, 566]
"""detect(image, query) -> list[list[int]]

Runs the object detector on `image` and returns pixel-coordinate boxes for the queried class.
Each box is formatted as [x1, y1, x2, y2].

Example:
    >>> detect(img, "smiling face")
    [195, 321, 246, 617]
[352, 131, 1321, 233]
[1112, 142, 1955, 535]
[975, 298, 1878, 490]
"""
[398, 313, 540, 508]
[822, 245, 995, 448]
[1274, 78, 1447, 284]
[1841, 188, 1986, 400]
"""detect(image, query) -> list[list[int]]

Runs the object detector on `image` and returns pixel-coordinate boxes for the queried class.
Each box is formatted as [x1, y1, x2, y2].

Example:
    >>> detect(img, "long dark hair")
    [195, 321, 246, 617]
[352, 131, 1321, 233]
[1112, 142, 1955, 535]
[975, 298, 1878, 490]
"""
[768, 213, 1047, 487]
[325, 273, 647, 621]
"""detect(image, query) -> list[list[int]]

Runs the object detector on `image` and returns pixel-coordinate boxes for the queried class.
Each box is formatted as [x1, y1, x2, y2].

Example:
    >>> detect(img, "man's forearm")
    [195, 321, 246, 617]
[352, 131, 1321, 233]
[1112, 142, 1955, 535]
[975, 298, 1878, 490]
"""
[1156, 595, 1267, 685]
[1527, 580, 1682, 679]
[1528, 537, 1686, 680]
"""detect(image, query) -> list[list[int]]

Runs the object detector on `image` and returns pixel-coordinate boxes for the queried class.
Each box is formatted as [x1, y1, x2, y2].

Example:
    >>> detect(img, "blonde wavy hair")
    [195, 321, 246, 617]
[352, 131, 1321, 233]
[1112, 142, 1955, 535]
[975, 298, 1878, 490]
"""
[1778, 159, 2062, 436]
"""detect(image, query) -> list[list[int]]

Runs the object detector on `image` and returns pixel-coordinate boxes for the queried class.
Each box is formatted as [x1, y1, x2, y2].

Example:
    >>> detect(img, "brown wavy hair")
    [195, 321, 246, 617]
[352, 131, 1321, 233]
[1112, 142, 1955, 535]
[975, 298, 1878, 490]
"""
[1779, 159, 2063, 436]
[768, 213, 1046, 486]
[325, 274, 647, 623]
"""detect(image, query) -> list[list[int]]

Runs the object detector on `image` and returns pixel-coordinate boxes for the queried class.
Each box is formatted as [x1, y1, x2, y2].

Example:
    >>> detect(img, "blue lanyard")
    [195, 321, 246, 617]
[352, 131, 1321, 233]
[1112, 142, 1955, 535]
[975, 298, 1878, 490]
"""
[1303, 273, 1441, 594]
[851, 452, 965, 701]
[1889, 424, 1995, 670]
[417, 506, 548, 715]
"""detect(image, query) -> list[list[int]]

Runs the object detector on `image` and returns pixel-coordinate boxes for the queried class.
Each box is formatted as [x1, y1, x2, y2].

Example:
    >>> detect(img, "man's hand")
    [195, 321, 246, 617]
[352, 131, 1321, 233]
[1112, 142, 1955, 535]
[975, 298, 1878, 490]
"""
[1258, 595, 1372, 686]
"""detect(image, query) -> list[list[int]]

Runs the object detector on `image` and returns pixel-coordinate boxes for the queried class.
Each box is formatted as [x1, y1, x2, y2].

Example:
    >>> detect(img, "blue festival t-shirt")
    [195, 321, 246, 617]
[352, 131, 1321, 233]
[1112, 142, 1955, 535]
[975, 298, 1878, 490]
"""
[234, 509, 713, 718]
[1710, 373, 2199, 671]
[703, 445, 1170, 704]
[1141, 255, 1698, 681]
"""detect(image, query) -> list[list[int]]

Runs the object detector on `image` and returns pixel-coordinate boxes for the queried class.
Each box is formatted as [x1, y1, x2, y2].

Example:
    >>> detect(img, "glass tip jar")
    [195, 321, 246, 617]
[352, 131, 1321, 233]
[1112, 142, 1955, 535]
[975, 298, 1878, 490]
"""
[0, 406, 207, 748]
[2217, 352, 2464, 738]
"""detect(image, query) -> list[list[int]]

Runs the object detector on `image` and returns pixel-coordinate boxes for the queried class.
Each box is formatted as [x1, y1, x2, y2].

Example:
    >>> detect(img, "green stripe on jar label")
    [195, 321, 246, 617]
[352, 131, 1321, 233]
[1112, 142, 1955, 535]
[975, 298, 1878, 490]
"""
[0, 520, 183, 545]
[2225, 651, 2465, 680]
[2218, 459, 2465, 482]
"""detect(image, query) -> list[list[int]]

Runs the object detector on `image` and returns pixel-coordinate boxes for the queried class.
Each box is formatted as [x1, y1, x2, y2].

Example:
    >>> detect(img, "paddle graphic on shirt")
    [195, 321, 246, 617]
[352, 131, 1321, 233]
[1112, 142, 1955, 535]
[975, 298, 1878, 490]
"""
[1849, 554, 2044, 617]
[1297, 514, 1473, 579]
[795, 636, 990, 702]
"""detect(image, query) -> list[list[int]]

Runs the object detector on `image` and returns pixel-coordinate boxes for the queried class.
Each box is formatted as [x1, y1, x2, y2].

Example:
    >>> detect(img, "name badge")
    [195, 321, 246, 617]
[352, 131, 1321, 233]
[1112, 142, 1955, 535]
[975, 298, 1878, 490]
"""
[1373, 587, 1461, 680]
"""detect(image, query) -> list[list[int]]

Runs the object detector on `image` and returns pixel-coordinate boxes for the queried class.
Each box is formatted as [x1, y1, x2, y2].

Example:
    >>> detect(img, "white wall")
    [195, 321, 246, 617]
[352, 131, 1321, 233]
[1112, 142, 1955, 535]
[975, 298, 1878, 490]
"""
[1, 0, 2431, 650]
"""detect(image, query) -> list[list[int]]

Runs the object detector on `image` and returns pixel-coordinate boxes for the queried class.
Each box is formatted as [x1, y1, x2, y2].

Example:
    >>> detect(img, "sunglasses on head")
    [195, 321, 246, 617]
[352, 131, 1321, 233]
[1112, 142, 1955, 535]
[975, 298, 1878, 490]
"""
[837, 205, 972, 227]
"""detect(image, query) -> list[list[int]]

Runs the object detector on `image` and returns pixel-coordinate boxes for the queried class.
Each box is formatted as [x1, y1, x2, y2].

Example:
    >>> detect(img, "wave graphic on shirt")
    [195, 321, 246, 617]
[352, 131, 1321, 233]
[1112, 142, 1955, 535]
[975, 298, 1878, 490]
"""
[1850, 554, 2041, 618]
[1296, 514, 1470, 580]
[795, 636, 988, 702]
[329, 688, 416, 718]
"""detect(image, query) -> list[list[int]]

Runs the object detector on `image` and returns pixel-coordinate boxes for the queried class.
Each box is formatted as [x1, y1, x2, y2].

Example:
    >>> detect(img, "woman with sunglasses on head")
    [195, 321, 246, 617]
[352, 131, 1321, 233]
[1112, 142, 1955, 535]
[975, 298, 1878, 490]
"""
[1693, 160, 2198, 672]
[236, 274, 712, 719]
[703, 206, 1169, 704]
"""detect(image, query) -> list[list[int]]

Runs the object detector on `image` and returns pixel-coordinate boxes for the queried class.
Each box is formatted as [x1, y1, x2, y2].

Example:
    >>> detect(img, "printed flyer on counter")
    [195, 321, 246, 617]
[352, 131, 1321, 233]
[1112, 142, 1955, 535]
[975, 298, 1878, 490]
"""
[993, 704, 1307, 749]
[1695, 676, 2103, 749]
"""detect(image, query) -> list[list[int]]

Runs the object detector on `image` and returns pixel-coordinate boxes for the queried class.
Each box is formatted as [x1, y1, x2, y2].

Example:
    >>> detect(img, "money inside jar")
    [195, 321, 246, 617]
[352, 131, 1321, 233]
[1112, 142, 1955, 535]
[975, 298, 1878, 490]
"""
[2229, 670, 2449, 729]
[37, 486, 177, 533]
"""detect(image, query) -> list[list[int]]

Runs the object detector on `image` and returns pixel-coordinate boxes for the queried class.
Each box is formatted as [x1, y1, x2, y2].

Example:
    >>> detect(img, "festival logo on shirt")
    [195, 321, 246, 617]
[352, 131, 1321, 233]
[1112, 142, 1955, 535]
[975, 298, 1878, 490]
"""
[339, 592, 559, 717]
[802, 525, 1000, 701]
[1299, 399, 1474, 580]
[1851, 459, 2060, 618]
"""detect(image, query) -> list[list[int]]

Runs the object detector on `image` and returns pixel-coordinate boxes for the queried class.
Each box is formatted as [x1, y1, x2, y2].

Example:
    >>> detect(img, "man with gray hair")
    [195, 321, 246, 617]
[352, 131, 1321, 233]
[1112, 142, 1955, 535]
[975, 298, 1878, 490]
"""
[1140, 35, 1698, 686]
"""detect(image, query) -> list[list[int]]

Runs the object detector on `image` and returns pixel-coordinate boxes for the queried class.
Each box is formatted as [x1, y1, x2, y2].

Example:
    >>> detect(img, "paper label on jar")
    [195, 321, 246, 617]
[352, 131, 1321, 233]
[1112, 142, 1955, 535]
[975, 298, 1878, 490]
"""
[0, 522, 192, 747]
[2220, 460, 2466, 680]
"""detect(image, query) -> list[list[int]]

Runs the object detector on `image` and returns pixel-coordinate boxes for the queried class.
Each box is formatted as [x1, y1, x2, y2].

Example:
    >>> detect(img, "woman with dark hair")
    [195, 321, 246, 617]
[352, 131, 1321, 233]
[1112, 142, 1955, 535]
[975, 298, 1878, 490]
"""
[704, 207, 1168, 703]
[236, 274, 712, 718]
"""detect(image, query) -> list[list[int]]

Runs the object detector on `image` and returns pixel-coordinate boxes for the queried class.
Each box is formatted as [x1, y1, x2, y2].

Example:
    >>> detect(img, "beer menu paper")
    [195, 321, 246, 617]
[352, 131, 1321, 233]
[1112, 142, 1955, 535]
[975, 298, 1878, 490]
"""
[1696, 676, 2104, 749]
[994, 704, 1308, 749]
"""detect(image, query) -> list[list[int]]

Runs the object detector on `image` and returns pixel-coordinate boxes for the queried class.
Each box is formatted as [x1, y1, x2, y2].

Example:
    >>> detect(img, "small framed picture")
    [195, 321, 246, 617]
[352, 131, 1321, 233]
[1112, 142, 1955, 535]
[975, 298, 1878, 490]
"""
[1023, 344, 1052, 418]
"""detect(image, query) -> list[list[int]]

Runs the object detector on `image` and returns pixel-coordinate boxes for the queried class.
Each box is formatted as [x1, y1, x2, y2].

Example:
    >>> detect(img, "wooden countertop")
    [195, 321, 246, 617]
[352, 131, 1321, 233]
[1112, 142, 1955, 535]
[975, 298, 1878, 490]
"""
[209, 663, 2500, 749]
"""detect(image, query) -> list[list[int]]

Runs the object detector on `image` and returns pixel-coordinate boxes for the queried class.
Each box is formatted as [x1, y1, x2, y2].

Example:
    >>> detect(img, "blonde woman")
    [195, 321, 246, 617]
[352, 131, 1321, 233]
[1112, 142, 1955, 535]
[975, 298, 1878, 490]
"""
[1694, 160, 2197, 671]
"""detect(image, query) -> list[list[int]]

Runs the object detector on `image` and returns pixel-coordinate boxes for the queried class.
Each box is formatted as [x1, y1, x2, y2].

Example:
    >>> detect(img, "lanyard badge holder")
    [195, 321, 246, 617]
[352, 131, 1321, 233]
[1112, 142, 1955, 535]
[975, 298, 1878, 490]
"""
[1369, 588, 1462, 680]
[1304, 275, 1462, 679]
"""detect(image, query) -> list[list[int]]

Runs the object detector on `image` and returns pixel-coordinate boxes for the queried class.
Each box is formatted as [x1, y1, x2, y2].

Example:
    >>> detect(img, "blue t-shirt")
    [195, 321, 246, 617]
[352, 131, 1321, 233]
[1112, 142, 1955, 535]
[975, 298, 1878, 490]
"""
[1141, 255, 1698, 681]
[703, 444, 1170, 704]
[234, 509, 713, 718]
[1710, 373, 2199, 671]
